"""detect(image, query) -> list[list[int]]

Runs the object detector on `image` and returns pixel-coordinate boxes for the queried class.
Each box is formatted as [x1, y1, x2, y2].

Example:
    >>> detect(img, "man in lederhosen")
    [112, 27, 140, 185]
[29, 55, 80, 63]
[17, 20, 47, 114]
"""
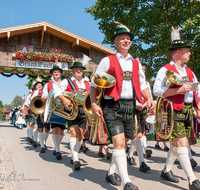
[23, 79, 43, 148]
[90, 23, 155, 190]
[54, 61, 90, 170]
[153, 28, 200, 190]
[42, 65, 66, 160]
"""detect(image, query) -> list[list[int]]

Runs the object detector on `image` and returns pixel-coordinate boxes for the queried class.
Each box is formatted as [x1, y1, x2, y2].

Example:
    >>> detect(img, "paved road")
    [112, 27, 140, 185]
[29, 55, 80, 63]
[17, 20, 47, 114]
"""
[0, 122, 200, 190]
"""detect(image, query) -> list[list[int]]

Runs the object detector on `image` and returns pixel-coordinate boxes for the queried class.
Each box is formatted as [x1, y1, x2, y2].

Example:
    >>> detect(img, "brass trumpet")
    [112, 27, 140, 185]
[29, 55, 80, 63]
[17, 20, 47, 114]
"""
[84, 72, 116, 144]
[30, 95, 46, 119]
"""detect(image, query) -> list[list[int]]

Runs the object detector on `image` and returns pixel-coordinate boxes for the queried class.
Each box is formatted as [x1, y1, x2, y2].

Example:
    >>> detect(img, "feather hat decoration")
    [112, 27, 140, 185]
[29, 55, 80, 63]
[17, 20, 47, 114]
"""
[32, 75, 43, 88]
[168, 26, 191, 51]
[82, 54, 91, 67]
[114, 21, 130, 32]
[171, 26, 181, 42]
[55, 61, 62, 69]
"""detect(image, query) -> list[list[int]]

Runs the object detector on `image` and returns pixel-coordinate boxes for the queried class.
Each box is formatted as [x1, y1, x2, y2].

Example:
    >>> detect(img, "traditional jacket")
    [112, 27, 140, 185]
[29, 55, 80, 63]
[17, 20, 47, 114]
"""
[164, 63, 198, 111]
[105, 54, 143, 103]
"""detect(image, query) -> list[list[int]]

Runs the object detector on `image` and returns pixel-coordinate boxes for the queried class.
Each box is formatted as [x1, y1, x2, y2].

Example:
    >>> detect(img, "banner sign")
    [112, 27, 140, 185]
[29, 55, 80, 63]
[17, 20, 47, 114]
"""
[15, 60, 68, 70]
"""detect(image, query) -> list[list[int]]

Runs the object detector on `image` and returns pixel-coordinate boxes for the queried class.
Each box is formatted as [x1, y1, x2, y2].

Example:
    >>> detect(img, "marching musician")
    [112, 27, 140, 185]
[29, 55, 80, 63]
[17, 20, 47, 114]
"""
[54, 61, 90, 170]
[90, 22, 155, 190]
[153, 28, 200, 190]
[42, 65, 66, 160]
[23, 78, 43, 149]
[127, 63, 152, 172]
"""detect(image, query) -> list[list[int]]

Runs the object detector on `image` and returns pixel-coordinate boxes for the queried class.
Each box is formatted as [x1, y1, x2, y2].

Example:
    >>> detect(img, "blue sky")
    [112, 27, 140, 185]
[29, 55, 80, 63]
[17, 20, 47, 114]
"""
[0, 0, 114, 105]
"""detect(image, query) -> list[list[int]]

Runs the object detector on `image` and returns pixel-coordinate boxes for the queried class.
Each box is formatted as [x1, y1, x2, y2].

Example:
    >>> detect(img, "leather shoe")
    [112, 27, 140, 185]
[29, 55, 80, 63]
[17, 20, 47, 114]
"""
[127, 156, 136, 166]
[191, 149, 196, 155]
[106, 153, 112, 160]
[160, 170, 179, 183]
[105, 172, 121, 186]
[70, 158, 73, 164]
[73, 161, 81, 170]
[28, 138, 34, 144]
[189, 179, 200, 190]
[164, 146, 169, 151]
[123, 182, 139, 190]
[55, 152, 62, 160]
[40, 147, 45, 153]
[146, 149, 152, 158]
[83, 147, 89, 153]
[32, 141, 37, 148]
[98, 152, 105, 157]
[140, 162, 150, 172]
[191, 159, 198, 168]
[155, 144, 161, 149]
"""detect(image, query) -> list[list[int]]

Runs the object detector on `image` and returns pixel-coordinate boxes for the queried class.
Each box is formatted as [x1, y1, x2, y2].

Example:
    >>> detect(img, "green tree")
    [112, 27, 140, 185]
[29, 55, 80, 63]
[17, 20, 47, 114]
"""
[86, 0, 200, 80]
[4, 104, 13, 108]
[0, 100, 3, 108]
[11, 95, 23, 108]
[0, 108, 3, 119]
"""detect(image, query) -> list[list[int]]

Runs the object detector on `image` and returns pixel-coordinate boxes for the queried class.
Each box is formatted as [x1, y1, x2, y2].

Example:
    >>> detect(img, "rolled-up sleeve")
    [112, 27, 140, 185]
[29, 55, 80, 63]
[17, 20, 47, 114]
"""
[24, 94, 31, 108]
[42, 84, 48, 98]
[192, 72, 200, 102]
[153, 67, 168, 98]
[54, 79, 68, 98]
[138, 62, 148, 91]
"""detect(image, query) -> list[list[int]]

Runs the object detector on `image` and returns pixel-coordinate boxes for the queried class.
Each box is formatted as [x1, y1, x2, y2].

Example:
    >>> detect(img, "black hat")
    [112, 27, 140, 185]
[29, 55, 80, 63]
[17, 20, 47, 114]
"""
[69, 62, 86, 70]
[168, 40, 191, 51]
[33, 81, 43, 88]
[50, 65, 63, 74]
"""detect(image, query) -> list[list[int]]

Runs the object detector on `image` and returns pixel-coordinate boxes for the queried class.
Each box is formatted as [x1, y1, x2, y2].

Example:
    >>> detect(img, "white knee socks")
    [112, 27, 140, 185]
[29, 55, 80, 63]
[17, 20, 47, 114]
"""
[142, 136, 148, 152]
[135, 138, 144, 165]
[52, 134, 60, 152]
[70, 137, 79, 162]
[113, 149, 131, 186]
[177, 147, 197, 184]
[128, 139, 135, 158]
[33, 129, 38, 142]
[38, 132, 44, 148]
[187, 141, 193, 160]
[164, 144, 177, 173]
[43, 131, 49, 144]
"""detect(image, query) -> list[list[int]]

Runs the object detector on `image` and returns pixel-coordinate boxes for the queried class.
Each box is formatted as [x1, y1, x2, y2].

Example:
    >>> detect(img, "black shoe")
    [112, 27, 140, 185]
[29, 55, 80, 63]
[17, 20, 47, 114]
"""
[164, 146, 170, 151]
[126, 146, 130, 153]
[73, 161, 81, 170]
[28, 138, 34, 144]
[140, 162, 150, 172]
[98, 152, 105, 157]
[191, 159, 198, 168]
[53, 150, 56, 155]
[123, 182, 139, 190]
[146, 149, 152, 158]
[70, 158, 73, 164]
[106, 153, 112, 160]
[32, 141, 37, 148]
[83, 147, 89, 153]
[155, 144, 162, 149]
[44, 145, 47, 150]
[40, 147, 45, 153]
[127, 156, 137, 166]
[191, 149, 196, 155]
[160, 170, 179, 183]
[189, 179, 200, 190]
[55, 152, 62, 160]
[105, 172, 121, 186]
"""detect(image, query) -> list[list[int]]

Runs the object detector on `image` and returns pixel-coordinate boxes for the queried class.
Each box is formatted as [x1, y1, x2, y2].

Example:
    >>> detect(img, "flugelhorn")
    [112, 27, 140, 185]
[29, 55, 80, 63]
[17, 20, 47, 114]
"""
[155, 70, 183, 139]
[84, 71, 116, 144]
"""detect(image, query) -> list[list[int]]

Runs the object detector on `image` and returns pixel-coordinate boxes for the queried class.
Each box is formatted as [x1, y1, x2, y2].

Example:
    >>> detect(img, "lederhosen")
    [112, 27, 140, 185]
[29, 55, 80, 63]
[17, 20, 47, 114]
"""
[46, 81, 65, 130]
[102, 55, 143, 140]
[164, 63, 198, 139]
[66, 78, 90, 130]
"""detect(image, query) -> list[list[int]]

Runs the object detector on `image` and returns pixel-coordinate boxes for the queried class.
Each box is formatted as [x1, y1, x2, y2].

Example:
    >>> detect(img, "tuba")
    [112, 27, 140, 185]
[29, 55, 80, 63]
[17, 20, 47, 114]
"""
[155, 71, 184, 139]
[30, 93, 46, 119]
[84, 72, 116, 144]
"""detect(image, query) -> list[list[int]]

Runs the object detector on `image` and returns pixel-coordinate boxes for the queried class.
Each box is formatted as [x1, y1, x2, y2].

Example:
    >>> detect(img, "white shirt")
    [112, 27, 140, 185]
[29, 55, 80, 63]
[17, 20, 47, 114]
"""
[90, 52, 148, 99]
[153, 61, 200, 103]
[54, 76, 89, 98]
[136, 81, 152, 107]
[42, 79, 61, 98]
[24, 90, 42, 108]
